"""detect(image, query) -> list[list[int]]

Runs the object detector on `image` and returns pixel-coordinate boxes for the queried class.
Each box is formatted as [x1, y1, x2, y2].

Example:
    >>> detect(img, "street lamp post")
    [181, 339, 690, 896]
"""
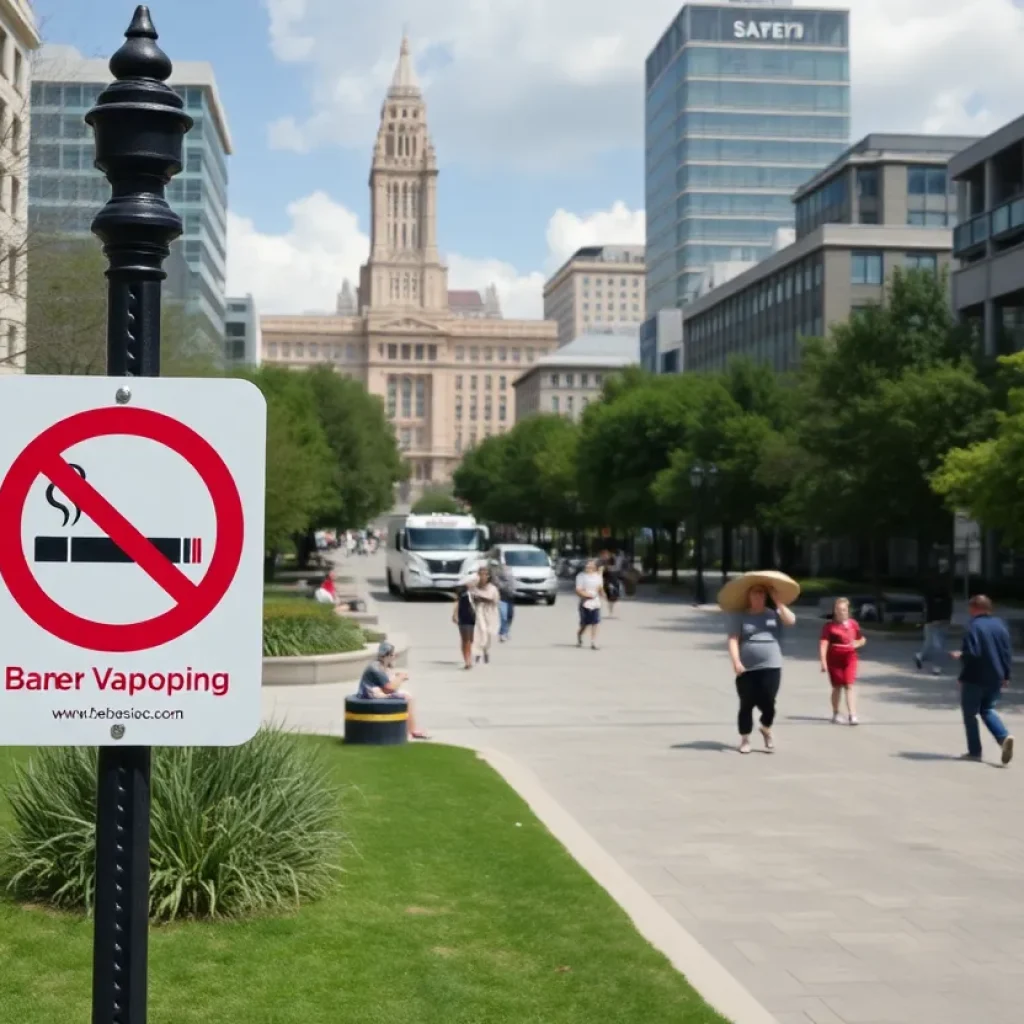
[689, 462, 717, 605]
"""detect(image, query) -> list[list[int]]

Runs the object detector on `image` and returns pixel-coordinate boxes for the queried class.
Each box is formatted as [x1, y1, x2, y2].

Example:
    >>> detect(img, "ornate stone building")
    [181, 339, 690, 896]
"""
[260, 37, 558, 495]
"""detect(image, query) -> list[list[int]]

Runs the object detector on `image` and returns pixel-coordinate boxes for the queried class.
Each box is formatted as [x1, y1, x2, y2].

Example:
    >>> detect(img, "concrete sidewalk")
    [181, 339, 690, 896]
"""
[267, 556, 1024, 1024]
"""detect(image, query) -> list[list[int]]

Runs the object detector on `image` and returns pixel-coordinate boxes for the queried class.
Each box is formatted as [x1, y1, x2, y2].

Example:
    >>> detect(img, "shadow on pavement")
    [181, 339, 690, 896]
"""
[670, 740, 734, 752]
[894, 751, 1004, 769]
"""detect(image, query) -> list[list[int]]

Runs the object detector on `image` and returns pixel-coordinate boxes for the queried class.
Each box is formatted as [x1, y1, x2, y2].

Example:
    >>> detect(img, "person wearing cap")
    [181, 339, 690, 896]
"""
[720, 571, 798, 754]
[356, 642, 429, 740]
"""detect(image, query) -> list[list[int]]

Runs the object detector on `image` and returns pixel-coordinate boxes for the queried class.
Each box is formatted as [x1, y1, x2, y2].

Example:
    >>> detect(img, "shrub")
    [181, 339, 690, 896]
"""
[262, 598, 370, 657]
[0, 729, 343, 921]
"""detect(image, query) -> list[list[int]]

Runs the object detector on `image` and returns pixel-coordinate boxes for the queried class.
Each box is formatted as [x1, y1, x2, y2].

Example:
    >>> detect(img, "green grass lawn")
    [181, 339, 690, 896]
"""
[0, 742, 726, 1024]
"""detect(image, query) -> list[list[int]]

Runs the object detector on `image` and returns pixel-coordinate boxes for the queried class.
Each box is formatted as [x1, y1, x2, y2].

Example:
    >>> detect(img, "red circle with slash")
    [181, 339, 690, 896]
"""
[0, 406, 244, 652]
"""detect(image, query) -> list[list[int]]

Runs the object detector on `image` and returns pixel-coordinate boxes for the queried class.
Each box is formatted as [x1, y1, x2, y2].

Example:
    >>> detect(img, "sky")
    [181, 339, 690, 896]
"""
[32, 0, 1024, 318]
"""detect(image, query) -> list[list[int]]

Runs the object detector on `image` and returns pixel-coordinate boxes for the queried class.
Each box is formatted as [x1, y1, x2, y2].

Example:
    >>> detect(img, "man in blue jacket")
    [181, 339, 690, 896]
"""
[952, 595, 1014, 765]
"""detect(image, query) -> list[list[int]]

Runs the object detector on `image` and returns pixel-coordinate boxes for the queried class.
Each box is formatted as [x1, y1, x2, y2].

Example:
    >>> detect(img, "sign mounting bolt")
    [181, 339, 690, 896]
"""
[115, 387, 132, 405]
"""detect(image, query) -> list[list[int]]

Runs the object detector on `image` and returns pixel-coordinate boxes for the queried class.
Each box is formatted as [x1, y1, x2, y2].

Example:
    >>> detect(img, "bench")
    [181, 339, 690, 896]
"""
[344, 696, 408, 746]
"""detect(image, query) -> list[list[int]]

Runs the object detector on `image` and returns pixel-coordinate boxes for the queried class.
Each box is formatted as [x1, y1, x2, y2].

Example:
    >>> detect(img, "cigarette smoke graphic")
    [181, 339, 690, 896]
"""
[45, 463, 86, 526]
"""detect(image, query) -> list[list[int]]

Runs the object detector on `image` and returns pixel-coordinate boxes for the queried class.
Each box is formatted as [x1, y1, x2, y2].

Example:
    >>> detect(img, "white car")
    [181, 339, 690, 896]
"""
[489, 544, 558, 605]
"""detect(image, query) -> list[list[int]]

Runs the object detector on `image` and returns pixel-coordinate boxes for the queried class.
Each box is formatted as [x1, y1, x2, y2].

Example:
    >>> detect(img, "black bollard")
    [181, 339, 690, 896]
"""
[84, 7, 192, 1023]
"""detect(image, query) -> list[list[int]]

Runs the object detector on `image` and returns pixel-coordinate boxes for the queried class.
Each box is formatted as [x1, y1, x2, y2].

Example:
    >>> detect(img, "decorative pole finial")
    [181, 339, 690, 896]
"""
[109, 5, 172, 82]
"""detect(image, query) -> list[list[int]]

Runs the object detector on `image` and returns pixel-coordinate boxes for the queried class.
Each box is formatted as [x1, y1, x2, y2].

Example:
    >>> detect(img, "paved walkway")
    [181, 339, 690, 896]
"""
[263, 555, 1024, 1024]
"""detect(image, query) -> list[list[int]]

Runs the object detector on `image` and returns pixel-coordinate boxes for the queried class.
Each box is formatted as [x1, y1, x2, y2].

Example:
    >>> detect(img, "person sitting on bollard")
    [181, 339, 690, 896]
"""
[356, 642, 430, 740]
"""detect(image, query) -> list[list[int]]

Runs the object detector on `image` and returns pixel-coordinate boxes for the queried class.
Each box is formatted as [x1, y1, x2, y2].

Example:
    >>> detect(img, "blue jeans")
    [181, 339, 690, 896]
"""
[499, 599, 514, 638]
[960, 681, 1009, 757]
[917, 622, 947, 667]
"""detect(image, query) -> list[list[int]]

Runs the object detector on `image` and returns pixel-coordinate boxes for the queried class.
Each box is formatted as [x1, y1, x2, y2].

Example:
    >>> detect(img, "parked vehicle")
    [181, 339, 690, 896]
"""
[488, 544, 558, 605]
[385, 513, 488, 599]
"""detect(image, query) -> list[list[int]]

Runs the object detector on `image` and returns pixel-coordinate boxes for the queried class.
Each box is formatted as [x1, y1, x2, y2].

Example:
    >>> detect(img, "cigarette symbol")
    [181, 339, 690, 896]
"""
[45, 463, 86, 526]
[33, 536, 203, 565]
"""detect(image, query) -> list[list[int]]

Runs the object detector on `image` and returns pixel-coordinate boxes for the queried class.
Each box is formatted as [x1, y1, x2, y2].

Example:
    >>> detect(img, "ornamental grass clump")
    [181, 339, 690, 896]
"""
[0, 728, 343, 921]
[262, 597, 370, 657]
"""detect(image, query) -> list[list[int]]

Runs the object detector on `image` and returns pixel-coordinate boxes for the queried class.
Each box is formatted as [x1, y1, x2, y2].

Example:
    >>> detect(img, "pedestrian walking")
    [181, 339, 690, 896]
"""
[819, 597, 865, 725]
[718, 570, 799, 754]
[951, 594, 1015, 765]
[492, 562, 517, 642]
[602, 550, 622, 616]
[575, 559, 604, 649]
[915, 577, 953, 675]
[467, 567, 500, 664]
[452, 584, 476, 670]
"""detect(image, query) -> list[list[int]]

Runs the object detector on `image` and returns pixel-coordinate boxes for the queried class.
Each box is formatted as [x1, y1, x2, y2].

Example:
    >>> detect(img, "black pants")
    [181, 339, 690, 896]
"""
[735, 668, 781, 735]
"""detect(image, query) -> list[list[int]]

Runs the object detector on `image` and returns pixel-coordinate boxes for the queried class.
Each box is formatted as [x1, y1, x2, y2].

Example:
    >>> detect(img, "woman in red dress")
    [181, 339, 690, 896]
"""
[819, 597, 866, 725]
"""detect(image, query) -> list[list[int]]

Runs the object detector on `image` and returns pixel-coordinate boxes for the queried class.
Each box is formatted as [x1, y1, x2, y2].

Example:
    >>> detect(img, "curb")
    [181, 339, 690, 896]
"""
[467, 743, 779, 1024]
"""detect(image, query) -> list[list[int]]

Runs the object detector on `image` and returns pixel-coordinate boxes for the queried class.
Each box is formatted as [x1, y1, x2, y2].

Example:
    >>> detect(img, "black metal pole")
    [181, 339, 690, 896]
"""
[85, 9, 191, 1024]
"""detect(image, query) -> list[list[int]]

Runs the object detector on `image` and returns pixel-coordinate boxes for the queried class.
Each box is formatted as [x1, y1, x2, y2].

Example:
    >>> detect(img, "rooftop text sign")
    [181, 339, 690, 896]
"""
[733, 20, 806, 40]
[0, 376, 266, 747]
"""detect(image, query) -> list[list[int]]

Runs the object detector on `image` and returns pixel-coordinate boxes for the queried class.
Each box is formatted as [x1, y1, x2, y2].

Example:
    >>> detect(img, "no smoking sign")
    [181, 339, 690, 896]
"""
[0, 376, 266, 746]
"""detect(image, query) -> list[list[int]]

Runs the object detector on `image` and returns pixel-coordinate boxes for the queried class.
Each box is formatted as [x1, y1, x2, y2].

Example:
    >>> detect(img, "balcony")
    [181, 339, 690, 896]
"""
[954, 195, 1024, 258]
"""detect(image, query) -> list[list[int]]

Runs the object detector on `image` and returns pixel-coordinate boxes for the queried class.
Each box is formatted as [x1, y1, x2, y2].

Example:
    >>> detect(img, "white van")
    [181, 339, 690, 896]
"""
[385, 513, 488, 599]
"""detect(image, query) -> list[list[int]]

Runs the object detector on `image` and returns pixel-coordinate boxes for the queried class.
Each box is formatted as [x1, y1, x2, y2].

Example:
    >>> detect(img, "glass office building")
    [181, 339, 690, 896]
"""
[645, 3, 850, 311]
[28, 48, 232, 356]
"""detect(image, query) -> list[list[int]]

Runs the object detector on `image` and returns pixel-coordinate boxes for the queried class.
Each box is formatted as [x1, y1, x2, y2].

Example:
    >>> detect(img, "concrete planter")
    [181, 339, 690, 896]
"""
[262, 635, 407, 687]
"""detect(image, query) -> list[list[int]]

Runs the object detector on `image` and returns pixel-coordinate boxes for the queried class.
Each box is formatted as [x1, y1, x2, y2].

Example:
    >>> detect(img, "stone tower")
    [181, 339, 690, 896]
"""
[359, 35, 448, 312]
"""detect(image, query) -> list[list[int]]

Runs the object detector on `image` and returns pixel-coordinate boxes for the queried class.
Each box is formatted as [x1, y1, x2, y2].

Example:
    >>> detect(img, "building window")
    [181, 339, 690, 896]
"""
[281, 343, 291, 357]
[387, 377, 397, 417]
[567, 396, 574, 417]
[456, 346, 465, 361]
[455, 375, 463, 390]
[401, 377, 412, 417]
[526, 348, 534, 362]
[267, 343, 278, 357]
[428, 344, 437, 360]
[485, 375, 492, 390]
[484, 348, 492, 361]
[399, 428, 411, 449]
[484, 399, 492, 420]
[470, 347, 479, 361]
[512, 349, 521, 362]
[308, 342, 318, 358]
[294, 343, 304, 358]
[499, 399, 507, 421]
[499, 375, 507, 390]
[401, 344, 411, 360]
[851, 251, 883, 286]
[906, 252, 937, 272]
[415, 378, 425, 417]
[455, 400, 463, 420]
[581, 373, 589, 387]
[414, 344, 424, 360]
[551, 396, 559, 413]
[498, 346, 507, 361]
[565, 373, 574, 387]
[550, 373, 559, 387]
[470, 375, 478, 391]
[470, 400, 478, 420]
[387, 344, 397, 359]
[455, 433, 463, 453]
[594, 374, 603, 386]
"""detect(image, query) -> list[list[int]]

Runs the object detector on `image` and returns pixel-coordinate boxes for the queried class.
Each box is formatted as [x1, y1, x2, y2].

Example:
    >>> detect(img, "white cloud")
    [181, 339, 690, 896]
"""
[226, 195, 643, 319]
[261, 0, 1024, 168]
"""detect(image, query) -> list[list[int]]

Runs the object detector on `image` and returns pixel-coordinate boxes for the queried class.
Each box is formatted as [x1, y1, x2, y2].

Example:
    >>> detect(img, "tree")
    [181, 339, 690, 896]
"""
[933, 351, 1024, 547]
[452, 434, 513, 522]
[412, 486, 461, 514]
[792, 269, 993, 581]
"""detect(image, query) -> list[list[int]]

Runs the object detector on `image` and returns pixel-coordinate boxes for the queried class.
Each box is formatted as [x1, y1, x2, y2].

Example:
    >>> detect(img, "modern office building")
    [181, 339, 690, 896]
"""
[543, 245, 645, 344]
[261, 37, 558, 496]
[645, 2, 850, 314]
[639, 308, 684, 373]
[225, 295, 261, 367]
[29, 45, 232, 357]
[514, 332, 638, 422]
[680, 133, 975, 373]
[0, 0, 40, 375]
[949, 115, 1024, 356]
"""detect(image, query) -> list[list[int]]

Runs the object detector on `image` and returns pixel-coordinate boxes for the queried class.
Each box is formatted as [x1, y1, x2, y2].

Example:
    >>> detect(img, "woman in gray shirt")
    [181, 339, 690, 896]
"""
[726, 583, 796, 753]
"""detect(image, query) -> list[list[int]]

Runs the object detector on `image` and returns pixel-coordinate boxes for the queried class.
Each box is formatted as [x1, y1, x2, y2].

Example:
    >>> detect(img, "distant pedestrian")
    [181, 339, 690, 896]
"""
[951, 594, 1014, 765]
[718, 571, 799, 754]
[915, 578, 953, 676]
[819, 597, 865, 725]
[468, 568, 500, 664]
[575, 559, 604, 649]
[492, 562, 517, 642]
[313, 569, 340, 606]
[602, 550, 622, 616]
[452, 585, 476, 670]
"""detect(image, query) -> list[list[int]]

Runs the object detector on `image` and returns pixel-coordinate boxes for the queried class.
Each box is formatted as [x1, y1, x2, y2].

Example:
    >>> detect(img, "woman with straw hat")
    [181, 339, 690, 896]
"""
[718, 571, 799, 754]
